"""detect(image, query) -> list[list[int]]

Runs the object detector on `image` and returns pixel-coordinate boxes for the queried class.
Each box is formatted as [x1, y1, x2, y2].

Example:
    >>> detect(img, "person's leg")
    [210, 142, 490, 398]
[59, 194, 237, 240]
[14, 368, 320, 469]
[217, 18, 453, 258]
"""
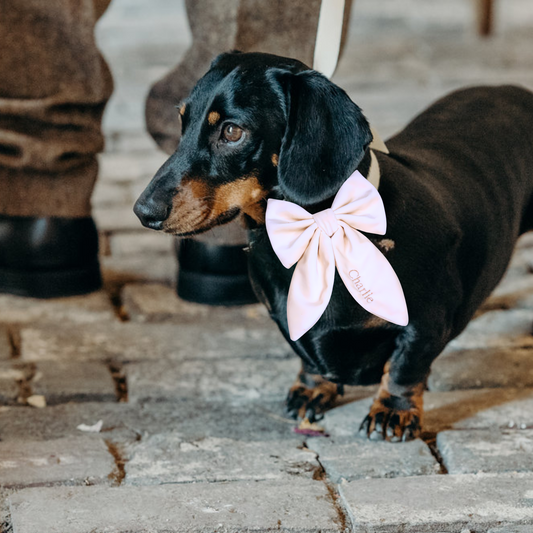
[0, 0, 113, 297]
[146, 0, 332, 153]
[145, 0, 352, 306]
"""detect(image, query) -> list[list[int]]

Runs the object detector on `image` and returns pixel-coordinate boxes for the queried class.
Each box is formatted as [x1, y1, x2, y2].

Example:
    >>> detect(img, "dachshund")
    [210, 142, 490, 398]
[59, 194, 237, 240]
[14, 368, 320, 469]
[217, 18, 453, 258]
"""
[134, 51, 533, 442]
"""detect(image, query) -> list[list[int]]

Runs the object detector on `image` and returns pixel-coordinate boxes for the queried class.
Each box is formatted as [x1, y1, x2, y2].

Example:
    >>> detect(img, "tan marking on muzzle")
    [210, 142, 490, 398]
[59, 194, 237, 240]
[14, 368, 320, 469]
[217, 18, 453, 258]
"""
[163, 179, 211, 234]
[163, 175, 268, 234]
[179, 104, 187, 116]
[208, 111, 221, 126]
[271, 154, 279, 167]
[212, 175, 268, 224]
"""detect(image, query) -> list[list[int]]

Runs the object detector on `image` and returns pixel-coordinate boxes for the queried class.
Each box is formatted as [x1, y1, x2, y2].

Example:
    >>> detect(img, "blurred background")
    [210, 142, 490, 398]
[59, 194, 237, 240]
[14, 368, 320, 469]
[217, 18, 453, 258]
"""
[94, 0, 533, 285]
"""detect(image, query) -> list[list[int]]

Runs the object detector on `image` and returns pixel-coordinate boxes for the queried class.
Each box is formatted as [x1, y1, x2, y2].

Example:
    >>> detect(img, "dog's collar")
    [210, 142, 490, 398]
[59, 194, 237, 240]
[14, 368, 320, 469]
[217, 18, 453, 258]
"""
[367, 126, 389, 190]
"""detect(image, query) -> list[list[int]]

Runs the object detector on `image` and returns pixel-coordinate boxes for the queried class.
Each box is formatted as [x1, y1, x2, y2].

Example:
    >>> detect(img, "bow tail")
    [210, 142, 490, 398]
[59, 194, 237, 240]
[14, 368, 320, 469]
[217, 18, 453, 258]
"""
[287, 231, 336, 341]
[333, 226, 408, 326]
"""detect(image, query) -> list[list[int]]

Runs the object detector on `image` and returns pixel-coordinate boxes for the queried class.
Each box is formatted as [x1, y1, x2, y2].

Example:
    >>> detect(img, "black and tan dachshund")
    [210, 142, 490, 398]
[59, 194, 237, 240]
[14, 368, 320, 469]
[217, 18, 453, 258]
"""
[134, 51, 533, 442]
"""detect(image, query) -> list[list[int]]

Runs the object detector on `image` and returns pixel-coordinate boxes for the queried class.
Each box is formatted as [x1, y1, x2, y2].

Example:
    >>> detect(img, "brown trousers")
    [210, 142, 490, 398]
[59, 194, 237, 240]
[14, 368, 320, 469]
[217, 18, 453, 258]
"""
[0, 0, 351, 222]
[146, 0, 353, 155]
[0, 0, 113, 217]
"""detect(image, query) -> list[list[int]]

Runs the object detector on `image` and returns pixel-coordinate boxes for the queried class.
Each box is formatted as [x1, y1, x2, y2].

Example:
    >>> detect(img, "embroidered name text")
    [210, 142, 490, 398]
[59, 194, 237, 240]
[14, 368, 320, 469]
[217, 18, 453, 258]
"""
[349, 270, 374, 303]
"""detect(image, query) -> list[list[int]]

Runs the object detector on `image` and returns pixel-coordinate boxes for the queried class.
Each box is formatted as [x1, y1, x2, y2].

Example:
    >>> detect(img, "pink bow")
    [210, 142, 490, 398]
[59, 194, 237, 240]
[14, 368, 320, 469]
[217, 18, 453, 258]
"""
[265, 170, 408, 341]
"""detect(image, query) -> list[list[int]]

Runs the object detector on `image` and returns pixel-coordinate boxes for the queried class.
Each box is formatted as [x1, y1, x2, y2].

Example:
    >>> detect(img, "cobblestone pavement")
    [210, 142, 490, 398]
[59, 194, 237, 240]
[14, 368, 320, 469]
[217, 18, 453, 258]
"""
[2, 0, 533, 531]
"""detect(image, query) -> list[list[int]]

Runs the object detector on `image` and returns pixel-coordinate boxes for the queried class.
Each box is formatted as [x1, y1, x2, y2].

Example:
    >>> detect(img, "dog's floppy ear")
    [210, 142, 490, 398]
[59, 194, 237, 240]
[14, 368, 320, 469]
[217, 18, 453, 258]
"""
[210, 50, 243, 69]
[272, 69, 372, 205]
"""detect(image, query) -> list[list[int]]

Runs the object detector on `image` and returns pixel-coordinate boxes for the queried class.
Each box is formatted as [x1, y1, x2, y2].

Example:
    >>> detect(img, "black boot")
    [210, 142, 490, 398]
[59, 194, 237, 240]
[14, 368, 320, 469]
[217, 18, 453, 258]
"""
[176, 239, 256, 306]
[0, 216, 101, 299]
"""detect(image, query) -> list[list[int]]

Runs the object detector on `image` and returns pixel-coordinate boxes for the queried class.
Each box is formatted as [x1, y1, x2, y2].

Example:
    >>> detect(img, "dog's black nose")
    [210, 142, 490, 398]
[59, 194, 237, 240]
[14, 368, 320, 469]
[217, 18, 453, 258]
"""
[133, 196, 170, 230]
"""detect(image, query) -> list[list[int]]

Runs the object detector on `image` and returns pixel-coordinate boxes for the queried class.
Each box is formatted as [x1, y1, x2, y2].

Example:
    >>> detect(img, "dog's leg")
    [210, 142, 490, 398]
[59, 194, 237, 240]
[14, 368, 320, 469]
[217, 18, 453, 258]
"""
[359, 329, 445, 442]
[359, 366, 425, 442]
[286, 366, 343, 422]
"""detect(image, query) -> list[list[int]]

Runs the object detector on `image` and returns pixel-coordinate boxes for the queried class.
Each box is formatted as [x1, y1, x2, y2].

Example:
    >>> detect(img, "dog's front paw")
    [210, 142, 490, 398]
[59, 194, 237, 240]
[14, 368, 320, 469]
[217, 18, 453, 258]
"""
[359, 373, 424, 442]
[286, 370, 342, 423]
[359, 401, 421, 442]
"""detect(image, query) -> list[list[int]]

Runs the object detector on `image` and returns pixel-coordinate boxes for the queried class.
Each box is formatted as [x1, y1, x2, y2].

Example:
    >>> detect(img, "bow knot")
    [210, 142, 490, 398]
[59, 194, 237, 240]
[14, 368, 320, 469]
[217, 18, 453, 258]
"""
[265, 170, 408, 341]
[313, 208, 339, 237]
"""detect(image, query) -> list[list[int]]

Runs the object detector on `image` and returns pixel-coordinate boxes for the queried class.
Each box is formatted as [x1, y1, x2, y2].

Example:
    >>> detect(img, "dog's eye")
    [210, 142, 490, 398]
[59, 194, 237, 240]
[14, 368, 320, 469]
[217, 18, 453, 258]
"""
[222, 124, 243, 143]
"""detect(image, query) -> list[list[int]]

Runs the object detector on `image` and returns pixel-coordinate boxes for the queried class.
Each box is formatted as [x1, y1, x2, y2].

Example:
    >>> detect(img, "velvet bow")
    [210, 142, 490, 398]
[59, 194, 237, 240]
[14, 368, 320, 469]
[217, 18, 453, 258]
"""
[265, 170, 408, 340]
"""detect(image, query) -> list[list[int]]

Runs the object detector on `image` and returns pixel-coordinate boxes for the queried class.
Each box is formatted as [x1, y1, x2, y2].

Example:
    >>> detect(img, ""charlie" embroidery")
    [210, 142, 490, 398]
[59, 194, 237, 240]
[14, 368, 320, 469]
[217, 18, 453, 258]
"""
[349, 270, 374, 303]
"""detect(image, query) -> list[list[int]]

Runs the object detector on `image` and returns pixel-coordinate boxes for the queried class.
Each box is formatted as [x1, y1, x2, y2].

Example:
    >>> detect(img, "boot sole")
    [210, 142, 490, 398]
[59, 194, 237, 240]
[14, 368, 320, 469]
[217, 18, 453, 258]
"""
[0, 262, 102, 299]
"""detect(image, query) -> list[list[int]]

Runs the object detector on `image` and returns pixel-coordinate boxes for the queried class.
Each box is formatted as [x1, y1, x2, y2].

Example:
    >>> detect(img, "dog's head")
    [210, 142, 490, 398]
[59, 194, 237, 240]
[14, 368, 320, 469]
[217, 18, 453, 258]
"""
[134, 51, 372, 236]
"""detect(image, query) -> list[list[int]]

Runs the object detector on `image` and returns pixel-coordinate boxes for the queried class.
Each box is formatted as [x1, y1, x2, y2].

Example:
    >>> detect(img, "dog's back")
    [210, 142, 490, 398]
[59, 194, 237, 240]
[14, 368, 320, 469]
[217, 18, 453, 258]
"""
[381, 85, 533, 335]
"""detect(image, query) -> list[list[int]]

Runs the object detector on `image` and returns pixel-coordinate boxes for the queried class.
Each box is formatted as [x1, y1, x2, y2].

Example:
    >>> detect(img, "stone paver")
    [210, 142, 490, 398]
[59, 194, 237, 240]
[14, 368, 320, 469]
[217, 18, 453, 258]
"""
[428, 346, 533, 391]
[32, 361, 116, 404]
[517, 232, 533, 249]
[109, 232, 174, 256]
[8, 480, 342, 533]
[0, 326, 11, 361]
[320, 398, 374, 438]
[0, 437, 114, 488]
[437, 429, 533, 474]
[445, 309, 533, 351]
[494, 247, 533, 284]
[0, 380, 18, 405]
[122, 282, 270, 324]
[0, 291, 116, 325]
[101, 249, 177, 284]
[127, 357, 300, 404]
[19, 321, 289, 362]
[307, 436, 439, 482]
[125, 433, 319, 484]
[424, 388, 533, 432]
[484, 274, 533, 311]
[0, 402, 140, 443]
[0, 400, 301, 446]
[0, 363, 22, 405]
[0, 492, 10, 533]
[487, 525, 531, 533]
[340, 473, 533, 532]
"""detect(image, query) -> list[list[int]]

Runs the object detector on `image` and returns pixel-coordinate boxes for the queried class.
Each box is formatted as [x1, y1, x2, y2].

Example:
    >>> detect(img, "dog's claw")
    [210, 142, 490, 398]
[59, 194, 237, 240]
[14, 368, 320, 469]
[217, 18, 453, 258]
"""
[286, 372, 340, 422]
[358, 416, 371, 436]
[286, 408, 299, 420]
[358, 373, 424, 443]
[305, 408, 318, 423]
[359, 406, 421, 443]
[369, 430, 384, 441]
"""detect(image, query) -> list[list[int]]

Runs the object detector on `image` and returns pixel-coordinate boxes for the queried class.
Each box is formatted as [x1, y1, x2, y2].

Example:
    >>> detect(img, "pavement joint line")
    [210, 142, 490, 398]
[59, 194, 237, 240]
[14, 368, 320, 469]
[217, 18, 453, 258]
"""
[306, 441, 352, 532]
[6, 327, 20, 359]
[422, 432, 449, 475]
[2, 517, 13, 531]
[104, 440, 127, 486]
[104, 281, 131, 322]
[106, 359, 129, 402]
[1, 516, 13, 533]
[14, 363, 36, 406]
